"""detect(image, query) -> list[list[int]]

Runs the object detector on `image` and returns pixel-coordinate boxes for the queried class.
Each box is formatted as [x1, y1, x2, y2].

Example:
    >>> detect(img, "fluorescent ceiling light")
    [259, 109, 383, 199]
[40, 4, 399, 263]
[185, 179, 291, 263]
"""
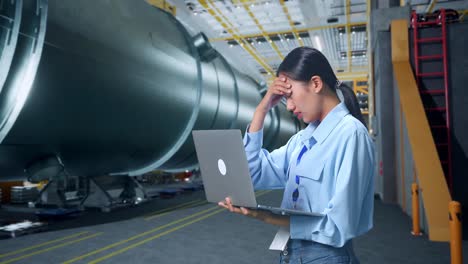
[314, 35, 323, 51]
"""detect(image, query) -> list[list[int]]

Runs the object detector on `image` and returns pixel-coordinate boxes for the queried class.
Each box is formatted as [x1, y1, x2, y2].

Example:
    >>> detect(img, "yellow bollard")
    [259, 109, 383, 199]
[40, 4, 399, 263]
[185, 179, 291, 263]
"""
[449, 201, 462, 264]
[411, 183, 422, 236]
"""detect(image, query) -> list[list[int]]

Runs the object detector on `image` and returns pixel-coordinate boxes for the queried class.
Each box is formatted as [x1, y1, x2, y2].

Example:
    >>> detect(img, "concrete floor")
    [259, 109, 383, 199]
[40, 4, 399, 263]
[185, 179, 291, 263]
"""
[0, 189, 466, 264]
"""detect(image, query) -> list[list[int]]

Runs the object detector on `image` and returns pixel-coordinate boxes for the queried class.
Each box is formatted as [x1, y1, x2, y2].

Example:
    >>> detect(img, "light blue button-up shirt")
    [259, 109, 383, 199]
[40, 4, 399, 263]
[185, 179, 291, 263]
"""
[243, 102, 375, 248]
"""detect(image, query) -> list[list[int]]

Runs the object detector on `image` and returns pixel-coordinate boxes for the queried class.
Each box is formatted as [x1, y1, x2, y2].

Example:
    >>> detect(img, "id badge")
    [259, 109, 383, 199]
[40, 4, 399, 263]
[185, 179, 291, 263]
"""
[269, 226, 290, 251]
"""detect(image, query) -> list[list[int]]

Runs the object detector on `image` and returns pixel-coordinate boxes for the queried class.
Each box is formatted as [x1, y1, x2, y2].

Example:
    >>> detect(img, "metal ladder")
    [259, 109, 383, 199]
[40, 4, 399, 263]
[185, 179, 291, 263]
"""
[411, 9, 452, 194]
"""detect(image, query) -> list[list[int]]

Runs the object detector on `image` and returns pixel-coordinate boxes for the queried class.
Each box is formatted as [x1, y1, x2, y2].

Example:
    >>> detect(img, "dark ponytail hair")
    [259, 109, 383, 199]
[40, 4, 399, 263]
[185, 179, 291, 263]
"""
[336, 82, 367, 128]
[277, 47, 366, 128]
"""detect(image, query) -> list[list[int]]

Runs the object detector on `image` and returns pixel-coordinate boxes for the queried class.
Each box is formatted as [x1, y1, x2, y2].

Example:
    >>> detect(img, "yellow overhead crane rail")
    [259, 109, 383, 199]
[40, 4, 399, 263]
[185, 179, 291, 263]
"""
[366, 0, 374, 122]
[460, 10, 467, 21]
[236, 0, 284, 60]
[336, 71, 368, 80]
[346, 0, 352, 72]
[353, 78, 368, 94]
[145, 0, 176, 16]
[353, 78, 368, 115]
[199, 0, 275, 76]
[209, 22, 367, 42]
[340, 65, 369, 72]
[279, 0, 304, 47]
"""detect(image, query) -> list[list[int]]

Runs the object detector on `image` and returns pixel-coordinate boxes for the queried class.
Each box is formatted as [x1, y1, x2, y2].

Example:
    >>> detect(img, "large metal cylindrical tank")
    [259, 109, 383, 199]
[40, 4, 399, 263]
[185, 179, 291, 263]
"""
[0, 0, 299, 180]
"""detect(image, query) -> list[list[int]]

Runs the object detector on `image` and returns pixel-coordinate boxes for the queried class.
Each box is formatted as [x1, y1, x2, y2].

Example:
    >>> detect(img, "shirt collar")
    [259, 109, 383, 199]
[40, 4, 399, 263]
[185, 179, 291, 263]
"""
[300, 102, 350, 148]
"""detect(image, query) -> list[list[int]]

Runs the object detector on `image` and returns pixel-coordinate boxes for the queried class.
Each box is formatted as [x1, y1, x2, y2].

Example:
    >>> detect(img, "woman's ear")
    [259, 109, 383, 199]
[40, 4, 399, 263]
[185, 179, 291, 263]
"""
[309, 75, 323, 93]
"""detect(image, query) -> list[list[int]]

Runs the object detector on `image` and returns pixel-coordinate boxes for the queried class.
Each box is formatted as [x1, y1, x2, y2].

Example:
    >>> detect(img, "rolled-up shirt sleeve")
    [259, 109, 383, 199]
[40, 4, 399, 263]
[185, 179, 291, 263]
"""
[290, 131, 375, 247]
[243, 125, 298, 190]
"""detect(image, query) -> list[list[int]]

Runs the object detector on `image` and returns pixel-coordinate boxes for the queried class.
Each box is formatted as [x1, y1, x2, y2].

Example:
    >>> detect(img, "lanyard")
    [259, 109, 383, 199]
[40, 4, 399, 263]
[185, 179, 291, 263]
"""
[292, 145, 308, 209]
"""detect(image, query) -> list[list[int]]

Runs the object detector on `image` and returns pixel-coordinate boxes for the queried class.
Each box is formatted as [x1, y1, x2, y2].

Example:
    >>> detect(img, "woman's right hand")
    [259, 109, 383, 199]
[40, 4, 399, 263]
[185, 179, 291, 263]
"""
[259, 77, 292, 112]
[249, 77, 292, 133]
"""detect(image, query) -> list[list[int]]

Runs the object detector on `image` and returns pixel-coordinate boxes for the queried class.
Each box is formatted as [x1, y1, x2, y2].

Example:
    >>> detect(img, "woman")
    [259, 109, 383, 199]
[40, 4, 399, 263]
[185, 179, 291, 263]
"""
[219, 47, 375, 263]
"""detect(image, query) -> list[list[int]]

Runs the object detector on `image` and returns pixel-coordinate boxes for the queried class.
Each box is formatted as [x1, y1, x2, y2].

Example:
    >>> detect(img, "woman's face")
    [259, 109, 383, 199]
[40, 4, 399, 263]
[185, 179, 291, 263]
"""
[280, 73, 323, 124]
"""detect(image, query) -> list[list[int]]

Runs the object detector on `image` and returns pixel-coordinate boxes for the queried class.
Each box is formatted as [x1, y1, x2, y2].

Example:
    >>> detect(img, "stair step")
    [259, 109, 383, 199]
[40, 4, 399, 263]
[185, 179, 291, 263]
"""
[419, 89, 445, 95]
[417, 37, 443, 43]
[417, 21, 440, 26]
[417, 54, 443, 60]
[417, 72, 444, 77]
[425, 107, 447, 112]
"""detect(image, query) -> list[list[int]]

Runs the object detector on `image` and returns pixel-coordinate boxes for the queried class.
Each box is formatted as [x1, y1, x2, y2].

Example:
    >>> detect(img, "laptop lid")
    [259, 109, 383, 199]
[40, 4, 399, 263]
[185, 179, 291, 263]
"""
[192, 129, 258, 208]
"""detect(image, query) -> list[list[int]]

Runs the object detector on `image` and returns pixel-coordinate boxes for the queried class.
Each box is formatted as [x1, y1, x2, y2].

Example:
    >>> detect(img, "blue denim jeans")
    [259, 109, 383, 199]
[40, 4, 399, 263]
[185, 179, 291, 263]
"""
[279, 239, 359, 264]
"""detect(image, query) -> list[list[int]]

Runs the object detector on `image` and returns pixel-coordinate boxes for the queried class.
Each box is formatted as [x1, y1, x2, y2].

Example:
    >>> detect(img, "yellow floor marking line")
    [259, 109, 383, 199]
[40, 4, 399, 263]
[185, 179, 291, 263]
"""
[62, 206, 219, 264]
[88, 209, 225, 264]
[65, 190, 273, 264]
[87, 190, 273, 264]
[0, 232, 102, 264]
[143, 199, 203, 219]
[145, 190, 270, 221]
[144, 200, 207, 221]
[145, 200, 208, 221]
[0, 231, 90, 258]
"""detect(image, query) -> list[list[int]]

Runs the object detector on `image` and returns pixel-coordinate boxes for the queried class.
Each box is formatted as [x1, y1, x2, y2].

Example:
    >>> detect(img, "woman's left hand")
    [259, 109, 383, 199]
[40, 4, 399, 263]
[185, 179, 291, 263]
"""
[218, 197, 290, 227]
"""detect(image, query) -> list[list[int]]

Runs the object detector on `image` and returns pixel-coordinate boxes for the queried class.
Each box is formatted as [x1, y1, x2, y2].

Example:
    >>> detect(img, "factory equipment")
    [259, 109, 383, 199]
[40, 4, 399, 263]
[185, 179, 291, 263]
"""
[0, 0, 299, 209]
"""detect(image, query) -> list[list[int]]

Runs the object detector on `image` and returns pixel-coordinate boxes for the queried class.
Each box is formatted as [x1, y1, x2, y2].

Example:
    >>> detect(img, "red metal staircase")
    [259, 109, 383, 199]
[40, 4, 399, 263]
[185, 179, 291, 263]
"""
[411, 9, 452, 194]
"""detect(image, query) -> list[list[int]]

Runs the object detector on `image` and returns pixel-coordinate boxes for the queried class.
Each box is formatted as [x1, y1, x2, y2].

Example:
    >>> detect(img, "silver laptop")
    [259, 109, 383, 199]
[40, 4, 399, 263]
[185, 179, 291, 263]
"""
[192, 129, 323, 217]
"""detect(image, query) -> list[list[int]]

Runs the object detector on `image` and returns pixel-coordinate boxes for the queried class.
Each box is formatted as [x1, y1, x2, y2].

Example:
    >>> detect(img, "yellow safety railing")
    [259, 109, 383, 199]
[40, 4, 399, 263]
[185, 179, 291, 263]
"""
[353, 78, 368, 94]
[353, 78, 368, 115]
[460, 10, 467, 22]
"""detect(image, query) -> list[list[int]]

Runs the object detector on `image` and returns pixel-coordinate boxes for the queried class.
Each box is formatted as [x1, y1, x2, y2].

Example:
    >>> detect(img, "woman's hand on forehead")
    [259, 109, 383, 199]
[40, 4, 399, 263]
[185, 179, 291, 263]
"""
[272, 77, 292, 96]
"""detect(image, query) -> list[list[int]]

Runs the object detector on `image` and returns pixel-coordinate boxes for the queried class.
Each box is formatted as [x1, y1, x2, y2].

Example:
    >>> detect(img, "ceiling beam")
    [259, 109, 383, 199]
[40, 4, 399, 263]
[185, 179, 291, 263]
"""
[209, 22, 367, 42]
[279, 0, 304, 46]
[239, 0, 284, 60]
[330, 2, 367, 8]
[366, 0, 374, 122]
[199, 0, 275, 75]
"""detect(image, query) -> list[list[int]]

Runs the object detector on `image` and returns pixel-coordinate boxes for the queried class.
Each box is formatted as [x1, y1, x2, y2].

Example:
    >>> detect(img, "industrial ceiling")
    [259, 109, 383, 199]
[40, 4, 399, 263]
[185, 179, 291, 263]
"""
[172, 0, 466, 82]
